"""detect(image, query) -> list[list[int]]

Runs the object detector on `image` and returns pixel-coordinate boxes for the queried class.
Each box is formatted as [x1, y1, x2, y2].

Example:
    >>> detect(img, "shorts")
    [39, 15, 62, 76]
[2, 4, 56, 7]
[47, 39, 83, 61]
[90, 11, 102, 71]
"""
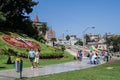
[29, 57, 34, 62]
[34, 58, 39, 63]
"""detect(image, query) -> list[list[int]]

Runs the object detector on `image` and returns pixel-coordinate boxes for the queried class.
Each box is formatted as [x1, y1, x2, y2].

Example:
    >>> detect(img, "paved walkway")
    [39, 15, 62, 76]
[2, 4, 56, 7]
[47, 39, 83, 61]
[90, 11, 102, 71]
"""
[0, 58, 105, 80]
[0, 49, 107, 80]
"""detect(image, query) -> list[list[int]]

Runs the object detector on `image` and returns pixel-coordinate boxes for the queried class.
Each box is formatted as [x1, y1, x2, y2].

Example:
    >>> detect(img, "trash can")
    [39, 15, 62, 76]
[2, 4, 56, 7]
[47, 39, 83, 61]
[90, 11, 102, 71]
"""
[15, 58, 23, 72]
[15, 58, 23, 79]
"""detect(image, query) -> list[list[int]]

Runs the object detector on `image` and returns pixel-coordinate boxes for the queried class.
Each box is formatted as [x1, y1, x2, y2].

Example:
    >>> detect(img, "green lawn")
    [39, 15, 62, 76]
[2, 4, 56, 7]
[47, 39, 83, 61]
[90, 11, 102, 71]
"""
[0, 32, 74, 70]
[0, 51, 74, 70]
[16, 60, 120, 80]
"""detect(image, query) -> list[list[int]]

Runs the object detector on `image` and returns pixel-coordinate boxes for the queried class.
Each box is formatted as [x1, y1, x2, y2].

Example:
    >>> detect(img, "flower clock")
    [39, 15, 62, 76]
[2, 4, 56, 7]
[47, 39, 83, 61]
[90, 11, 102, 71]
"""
[2, 35, 40, 49]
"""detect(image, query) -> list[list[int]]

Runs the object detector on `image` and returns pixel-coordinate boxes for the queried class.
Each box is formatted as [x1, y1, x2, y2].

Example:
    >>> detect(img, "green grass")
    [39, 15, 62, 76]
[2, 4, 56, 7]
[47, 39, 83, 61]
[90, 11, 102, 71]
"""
[0, 32, 65, 58]
[16, 60, 120, 80]
[0, 32, 50, 53]
[0, 32, 74, 70]
[0, 51, 74, 70]
[22, 51, 74, 68]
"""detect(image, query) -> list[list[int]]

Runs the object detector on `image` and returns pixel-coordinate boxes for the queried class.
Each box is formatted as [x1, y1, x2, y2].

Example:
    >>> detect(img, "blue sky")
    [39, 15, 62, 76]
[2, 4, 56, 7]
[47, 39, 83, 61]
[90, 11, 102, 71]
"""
[29, 0, 120, 38]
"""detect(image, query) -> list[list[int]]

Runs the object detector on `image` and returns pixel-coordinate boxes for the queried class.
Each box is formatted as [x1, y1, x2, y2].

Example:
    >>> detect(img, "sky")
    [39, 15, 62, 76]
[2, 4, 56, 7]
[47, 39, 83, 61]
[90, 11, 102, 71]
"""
[29, 0, 120, 39]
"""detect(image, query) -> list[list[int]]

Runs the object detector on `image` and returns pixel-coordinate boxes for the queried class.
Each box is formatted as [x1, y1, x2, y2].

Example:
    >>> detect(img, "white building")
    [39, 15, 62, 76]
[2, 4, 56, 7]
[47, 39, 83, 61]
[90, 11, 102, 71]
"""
[97, 39, 107, 50]
[57, 35, 78, 46]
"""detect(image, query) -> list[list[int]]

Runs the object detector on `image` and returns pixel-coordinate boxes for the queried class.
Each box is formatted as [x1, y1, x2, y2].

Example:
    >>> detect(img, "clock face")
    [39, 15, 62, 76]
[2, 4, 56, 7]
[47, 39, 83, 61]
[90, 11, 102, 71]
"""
[2, 36, 40, 49]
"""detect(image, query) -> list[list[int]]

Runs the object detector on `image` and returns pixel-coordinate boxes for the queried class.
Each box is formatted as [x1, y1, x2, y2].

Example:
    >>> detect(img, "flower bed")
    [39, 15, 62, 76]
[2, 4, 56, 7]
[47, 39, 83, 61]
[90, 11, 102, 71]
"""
[2, 35, 40, 49]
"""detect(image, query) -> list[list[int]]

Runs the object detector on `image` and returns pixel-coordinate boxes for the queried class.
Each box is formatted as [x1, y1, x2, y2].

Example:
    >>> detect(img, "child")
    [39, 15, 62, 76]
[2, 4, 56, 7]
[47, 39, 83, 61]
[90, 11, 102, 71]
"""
[34, 49, 40, 68]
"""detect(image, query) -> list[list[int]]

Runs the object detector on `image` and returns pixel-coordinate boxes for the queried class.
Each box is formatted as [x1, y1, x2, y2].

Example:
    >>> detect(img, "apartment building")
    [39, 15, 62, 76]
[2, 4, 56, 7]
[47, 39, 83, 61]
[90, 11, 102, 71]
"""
[45, 30, 56, 41]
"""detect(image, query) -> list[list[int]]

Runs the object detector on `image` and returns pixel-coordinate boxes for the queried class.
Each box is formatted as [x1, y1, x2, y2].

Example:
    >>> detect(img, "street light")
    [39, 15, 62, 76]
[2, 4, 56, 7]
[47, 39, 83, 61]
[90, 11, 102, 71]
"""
[82, 27, 95, 55]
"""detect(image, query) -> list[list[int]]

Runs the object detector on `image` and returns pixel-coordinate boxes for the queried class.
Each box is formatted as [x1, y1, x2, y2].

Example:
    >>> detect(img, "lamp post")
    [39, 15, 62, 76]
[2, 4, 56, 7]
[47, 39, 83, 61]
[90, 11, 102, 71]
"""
[82, 27, 95, 55]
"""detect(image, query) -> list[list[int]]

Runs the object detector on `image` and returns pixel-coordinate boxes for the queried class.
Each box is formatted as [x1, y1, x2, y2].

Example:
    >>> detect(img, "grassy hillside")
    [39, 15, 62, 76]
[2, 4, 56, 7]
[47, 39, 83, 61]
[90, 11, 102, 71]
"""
[0, 32, 74, 70]
[0, 32, 61, 58]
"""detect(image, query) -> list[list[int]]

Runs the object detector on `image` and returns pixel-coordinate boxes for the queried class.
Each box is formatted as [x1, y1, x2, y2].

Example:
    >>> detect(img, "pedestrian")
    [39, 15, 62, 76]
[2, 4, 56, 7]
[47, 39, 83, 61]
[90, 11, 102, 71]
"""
[95, 52, 100, 64]
[28, 48, 35, 68]
[99, 51, 103, 61]
[105, 50, 109, 62]
[91, 52, 97, 64]
[89, 51, 93, 64]
[109, 52, 112, 60]
[77, 50, 83, 61]
[34, 49, 40, 68]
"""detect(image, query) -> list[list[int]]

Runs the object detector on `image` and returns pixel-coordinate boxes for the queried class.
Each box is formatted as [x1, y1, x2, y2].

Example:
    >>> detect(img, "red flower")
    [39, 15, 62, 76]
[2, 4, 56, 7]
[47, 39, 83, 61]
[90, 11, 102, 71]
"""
[2, 36, 41, 49]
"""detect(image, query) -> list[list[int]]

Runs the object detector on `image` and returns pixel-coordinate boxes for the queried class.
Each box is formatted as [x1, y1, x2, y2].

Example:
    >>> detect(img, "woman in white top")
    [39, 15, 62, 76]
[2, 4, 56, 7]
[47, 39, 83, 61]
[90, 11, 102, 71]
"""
[34, 49, 40, 68]
[91, 52, 97, 64]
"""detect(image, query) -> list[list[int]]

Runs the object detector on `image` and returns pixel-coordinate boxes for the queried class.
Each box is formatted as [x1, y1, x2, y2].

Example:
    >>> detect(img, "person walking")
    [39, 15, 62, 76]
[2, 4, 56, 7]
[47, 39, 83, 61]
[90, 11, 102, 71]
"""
[77, 50, 83, 61]
[109, 52, 112, 60]
[28, 48, 35, 68]
[89, 51, 93, 64]
[91, 52, 97, 64]
[104, 50, 109, 62]
[99, 51, 103, 61]
[34, 49, 40, 68]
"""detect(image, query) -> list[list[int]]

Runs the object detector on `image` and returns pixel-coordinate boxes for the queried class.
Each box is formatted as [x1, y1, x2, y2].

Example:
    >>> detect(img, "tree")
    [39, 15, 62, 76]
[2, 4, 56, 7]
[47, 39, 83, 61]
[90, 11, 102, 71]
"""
[106, 36, 120, 52]
[50, 38, 57, 47]
[41, 23, 49, 36]
[75, 39, 83, 46]
[37, 33, 46, 43]
[2, 48, 17, 64]
[0, 0, 38, 31]
[84, 34, 90, 45]
[0, 12, 6, 22]
[61, 45, 65, 53]
[66, 35, 70, 40]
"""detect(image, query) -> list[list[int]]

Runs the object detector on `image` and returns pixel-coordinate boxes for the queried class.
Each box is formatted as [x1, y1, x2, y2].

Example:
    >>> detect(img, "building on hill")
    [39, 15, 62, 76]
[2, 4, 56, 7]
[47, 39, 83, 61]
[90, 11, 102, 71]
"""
[70, 35, 77, 40]
[87, 34, 101, 42]
[32, 15, 56, 45]
[57, 35, 78, 46]
[97, 39, 107, 50]
[103, 33, 120, 39]
[97, 33, 120, 50]
[45, 30, 56, 41]
[69, 35, 78, 45]
[32, 15, 47, 34]
[85, 33, 120, 50]
[87, 34, 106, 50]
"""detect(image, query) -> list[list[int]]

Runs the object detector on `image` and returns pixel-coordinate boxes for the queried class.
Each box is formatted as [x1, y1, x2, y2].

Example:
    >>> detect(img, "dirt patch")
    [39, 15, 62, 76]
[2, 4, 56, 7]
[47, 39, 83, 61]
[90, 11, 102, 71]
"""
[107, 60, 120, 64]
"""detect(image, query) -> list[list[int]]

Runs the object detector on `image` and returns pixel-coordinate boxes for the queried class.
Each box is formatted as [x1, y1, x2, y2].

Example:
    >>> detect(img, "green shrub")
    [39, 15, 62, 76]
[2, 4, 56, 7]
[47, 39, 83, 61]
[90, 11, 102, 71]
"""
[40, 51, 64, 59]
[61, 45, 66, 52]
[0, 32, 64, 59]
[2, 48, 17, 56]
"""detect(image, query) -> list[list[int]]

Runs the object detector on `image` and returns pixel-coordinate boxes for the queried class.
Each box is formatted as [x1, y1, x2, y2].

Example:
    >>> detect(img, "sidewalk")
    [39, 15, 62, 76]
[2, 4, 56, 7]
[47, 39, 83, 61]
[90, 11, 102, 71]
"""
[66, 49, 77, 57]
[0, 58, 103, 80]
[0, 48, 106, 80]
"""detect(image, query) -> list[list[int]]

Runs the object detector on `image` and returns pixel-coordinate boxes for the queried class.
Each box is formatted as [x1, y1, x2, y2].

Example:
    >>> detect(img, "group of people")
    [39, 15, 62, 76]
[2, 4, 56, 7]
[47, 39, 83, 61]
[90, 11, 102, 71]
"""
[28, 48, 40, 68]
[88, 50, 112, 64]
[77, 50, 112, 64]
